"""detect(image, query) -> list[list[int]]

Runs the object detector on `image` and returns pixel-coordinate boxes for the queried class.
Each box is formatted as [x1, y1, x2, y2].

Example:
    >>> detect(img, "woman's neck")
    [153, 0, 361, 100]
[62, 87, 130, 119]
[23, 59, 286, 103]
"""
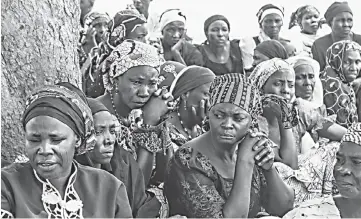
[335, 196, 361, 217]
[206, 132, 237, 162]
[331, 31, 352, 42]
[178, 103, 197, 129]
[102, 92, 132, 118]
[208, 42, 229, 58]
[48, 167, 73, 197]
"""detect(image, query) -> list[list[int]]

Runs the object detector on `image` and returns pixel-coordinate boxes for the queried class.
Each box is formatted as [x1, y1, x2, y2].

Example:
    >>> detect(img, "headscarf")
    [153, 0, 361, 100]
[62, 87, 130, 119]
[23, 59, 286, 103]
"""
[209, 73, 263, 128]
[249, 58, 294, 91]
[83, 11, 111, 29]
[108, 10, 147, 47]
[22, 83, 96, 155]
[256, 4, 284, 24]
[341, 123, 361, 145]
[102, 40, 161, 91]
[204, 15, 230, 36]
[87, 98, 109, 115]
[159, 61, 187, 88]
[169, 66, 215, 99]
[255, 40, 289, 60]
[324, 1, 353, 25]
[321, 40, 360, 127]
[287, 56, 323, 107]
[289, 5, 320, 29]
[159, 9, 186, 31]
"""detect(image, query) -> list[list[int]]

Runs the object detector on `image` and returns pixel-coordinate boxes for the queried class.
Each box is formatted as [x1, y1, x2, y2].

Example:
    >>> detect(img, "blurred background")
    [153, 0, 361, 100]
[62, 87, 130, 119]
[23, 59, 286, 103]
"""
[94, 0, 361, 44]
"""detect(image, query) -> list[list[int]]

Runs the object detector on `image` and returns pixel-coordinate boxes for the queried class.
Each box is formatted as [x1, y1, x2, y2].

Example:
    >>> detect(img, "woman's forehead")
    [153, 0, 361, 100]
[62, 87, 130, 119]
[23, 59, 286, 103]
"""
[212, 103, 249, 114]
[124, 66, 159, 78]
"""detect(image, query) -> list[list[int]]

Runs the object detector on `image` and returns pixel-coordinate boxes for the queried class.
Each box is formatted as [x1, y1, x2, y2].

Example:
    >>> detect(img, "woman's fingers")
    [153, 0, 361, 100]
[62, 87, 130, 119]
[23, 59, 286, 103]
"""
[255, 147, 270, 161]
[199, 99, 206, 118]
[257, 151, 274, 167]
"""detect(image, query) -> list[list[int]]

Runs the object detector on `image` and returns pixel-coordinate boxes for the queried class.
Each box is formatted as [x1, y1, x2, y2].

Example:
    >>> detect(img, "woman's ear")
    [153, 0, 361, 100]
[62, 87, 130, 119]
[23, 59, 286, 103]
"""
[75, 136, 82, 148]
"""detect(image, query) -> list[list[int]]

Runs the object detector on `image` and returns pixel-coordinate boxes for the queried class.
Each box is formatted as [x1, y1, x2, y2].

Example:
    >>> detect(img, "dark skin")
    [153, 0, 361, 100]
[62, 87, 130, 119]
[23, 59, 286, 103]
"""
[260, 14, 283, 40]
[162, 21, 187, 65]
[330, 12, 354, 42]
[132, 0, 152, 19]
[300, 9, 320, 35]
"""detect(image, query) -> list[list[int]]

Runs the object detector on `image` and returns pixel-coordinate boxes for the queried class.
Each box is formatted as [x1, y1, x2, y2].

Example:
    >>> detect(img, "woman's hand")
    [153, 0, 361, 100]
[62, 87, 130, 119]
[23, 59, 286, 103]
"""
[171, 38, 185, 54]
[190, 99, 210, 122]
[237, 131, 268, 165]
[84, 27, 97, 47]
[254, 141, 275, 171]
[142, 88, 175, 125]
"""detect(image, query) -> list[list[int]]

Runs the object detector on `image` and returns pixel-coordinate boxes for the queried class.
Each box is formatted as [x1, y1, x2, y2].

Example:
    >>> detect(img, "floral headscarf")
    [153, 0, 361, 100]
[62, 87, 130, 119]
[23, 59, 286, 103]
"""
[341, 123, 361, 145]
[22, 83, 96, 155]
[101, 40, 161, 91]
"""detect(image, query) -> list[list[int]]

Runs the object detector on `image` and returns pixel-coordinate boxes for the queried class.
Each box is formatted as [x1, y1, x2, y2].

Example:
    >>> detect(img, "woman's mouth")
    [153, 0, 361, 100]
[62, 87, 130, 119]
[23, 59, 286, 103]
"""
[37, 161, 57, 171]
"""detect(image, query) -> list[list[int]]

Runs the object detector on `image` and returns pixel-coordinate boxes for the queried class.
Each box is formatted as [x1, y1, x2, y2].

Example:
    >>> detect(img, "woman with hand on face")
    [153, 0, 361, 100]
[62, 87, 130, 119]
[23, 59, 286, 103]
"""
[1, 83, 133, 218]
[283, 123, 361, 219]
[76, 98, 161, 218]
[196, 15, 245, 75]
[249, 58, 347, 206]
[97, 40, 174, 186]
[164, 73, 294, 218]
[312, 1, 361, 71]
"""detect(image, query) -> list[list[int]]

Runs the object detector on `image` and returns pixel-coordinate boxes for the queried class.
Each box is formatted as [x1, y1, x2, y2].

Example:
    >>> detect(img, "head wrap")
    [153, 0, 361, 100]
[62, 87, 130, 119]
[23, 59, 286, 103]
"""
[326, 40, 361, 83]
[159, 9, 186, 31]
[87, 98, 109, 115]
[324, 1, 353, 25]
[22, 83, 96, 155]
[102, 40, 161, 91]
[108, 10, 147, 47]
[209, 73, 263, 124]
[84, 11, 111, 28]
[287, 56, 323, 106]
[204, 15, 230, 35]
[169, 66, 215, 99]
[255, 40, 289, 60]
[159, 61, 187, 88]
[256, 4, 284, 24]
[249, 58, 294, 90]
[289, 5, 320, 29]
[341, 123, 361, 145]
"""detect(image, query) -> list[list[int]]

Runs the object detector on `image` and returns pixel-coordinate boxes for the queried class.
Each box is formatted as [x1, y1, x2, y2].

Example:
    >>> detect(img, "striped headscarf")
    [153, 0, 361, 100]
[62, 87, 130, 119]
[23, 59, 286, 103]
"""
[209, 73, 263, 123]
[22, 83, 96, 155]
[341, 123, 361, 145]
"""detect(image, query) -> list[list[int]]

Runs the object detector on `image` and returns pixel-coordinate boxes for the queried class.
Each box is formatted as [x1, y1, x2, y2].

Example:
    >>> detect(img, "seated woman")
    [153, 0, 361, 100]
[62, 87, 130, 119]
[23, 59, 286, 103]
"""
[195, 15, 244, 75]
[83, 9, 148, 98]
[283, 123, 361, 218]
[75, 98, 161, 218]
[153, 9, 203, 66]
[164, 73, 294, 218]
[97, 40, 173, 186]
[321, 40, 361, 128]
[252, 39, 289, 69]
[1, 83, 132, 218]
[249, 58, 347, 206]
[239, 4, 291, 72]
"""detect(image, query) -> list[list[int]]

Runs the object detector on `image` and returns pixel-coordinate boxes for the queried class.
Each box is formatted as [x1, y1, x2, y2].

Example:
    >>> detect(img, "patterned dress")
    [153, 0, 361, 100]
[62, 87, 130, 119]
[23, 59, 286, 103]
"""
[164, 145, 267, 218]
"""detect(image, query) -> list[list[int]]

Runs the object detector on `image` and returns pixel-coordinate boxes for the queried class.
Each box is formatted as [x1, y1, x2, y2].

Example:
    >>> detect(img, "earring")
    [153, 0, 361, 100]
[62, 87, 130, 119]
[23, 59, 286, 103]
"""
[183, 98, 187, 111]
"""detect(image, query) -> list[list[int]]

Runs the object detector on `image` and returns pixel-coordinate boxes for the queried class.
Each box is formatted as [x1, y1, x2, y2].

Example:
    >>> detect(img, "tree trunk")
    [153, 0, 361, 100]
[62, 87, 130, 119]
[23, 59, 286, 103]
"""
[1, 0, 81, 162]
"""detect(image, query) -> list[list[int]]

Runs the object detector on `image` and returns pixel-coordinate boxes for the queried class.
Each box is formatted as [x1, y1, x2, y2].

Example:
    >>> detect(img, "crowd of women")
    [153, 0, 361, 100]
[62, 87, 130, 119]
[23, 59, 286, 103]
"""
[1, 0, 361, 218]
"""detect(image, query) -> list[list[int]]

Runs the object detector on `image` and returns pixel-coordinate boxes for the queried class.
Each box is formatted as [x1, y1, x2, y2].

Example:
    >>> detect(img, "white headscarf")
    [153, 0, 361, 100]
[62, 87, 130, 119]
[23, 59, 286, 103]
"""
[159, 9, 186, 31]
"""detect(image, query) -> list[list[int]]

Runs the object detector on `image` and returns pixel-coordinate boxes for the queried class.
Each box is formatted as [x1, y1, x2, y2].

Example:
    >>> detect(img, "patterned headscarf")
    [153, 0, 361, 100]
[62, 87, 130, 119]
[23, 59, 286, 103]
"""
[22, 84, 96, 155]
[209, 73, 263, 124]
[102, 40, 161, 91]
[159, 61, 187, 88]
[108, 10, 147, 47]
[249, 58, 295, 91]
[83, 11, 111, 30]
[341, 123, 361, 145]
[326, 40, 361, 83]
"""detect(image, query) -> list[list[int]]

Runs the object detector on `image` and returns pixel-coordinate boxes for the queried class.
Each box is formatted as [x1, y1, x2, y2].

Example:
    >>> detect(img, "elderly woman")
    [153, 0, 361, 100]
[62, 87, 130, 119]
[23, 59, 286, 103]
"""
[252, 39, 289, 69]
[321, 40, 361, 128]
[164, 73, 294, 218]
[152, 9, 202, 66]
[283, 123, 361, 218]
[288, 5, 325, 57]
[240, 4, 291, 72]
[1, 83, 132, 218]
[312, 1, 361, 71]
[97, 39, 173, 185]
[195, 15, 244, 75]
[249, 58, 347, 206]
[76, 98, 161, 218]
[83, 9, 148, 98]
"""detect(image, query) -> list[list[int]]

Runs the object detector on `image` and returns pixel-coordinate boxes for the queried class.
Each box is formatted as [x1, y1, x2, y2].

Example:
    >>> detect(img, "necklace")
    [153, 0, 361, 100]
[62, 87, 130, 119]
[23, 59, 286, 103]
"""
[177, 111, 192, 140]
[110, 91, 122, 122]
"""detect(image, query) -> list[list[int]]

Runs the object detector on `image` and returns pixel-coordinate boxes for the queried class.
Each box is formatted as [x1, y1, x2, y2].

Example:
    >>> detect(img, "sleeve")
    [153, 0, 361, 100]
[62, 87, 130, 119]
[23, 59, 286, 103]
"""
[183, 43, 204, 66]
[299, 104, 335, 134]
[1, 177, 14, 219]
[239, 37, 256, 70]
[114, 182, 133, 219]
[164, 157, 224, 218]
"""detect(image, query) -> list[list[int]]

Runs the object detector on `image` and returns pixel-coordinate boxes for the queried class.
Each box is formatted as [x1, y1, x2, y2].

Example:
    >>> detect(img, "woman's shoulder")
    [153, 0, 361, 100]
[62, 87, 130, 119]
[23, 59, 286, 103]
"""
[76, 162, 124, 187]
[2, 162, 32, 177]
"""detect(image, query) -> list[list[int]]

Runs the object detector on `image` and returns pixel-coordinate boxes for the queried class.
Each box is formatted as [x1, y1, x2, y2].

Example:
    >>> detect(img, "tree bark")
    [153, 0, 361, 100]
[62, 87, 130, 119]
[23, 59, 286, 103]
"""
[1, 0, 81, 162]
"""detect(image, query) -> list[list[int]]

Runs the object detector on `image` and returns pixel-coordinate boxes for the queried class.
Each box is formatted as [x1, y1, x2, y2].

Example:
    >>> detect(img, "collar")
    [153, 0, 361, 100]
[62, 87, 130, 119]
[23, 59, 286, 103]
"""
[33, 161, 78, 187]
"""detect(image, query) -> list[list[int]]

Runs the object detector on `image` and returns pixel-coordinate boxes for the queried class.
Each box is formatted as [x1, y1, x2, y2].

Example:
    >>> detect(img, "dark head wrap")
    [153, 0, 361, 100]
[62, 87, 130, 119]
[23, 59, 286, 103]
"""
[169, 66, 215, 99]
[87, 98, 109, 115]
[255, 40, 289, 60]
[108, 10, 147, 47]
[22, 83, 96, 155]
[324, 1, 353, 25]
[159, 61, 187, 88]
[256, 4, 284, 24]
[204, 15, 230, 36]
[289, 5, 320, 29]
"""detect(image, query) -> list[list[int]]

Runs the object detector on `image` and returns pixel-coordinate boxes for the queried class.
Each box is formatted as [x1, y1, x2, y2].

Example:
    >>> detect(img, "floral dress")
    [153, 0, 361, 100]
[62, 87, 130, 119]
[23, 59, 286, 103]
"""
[164, 145, 268, 218]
